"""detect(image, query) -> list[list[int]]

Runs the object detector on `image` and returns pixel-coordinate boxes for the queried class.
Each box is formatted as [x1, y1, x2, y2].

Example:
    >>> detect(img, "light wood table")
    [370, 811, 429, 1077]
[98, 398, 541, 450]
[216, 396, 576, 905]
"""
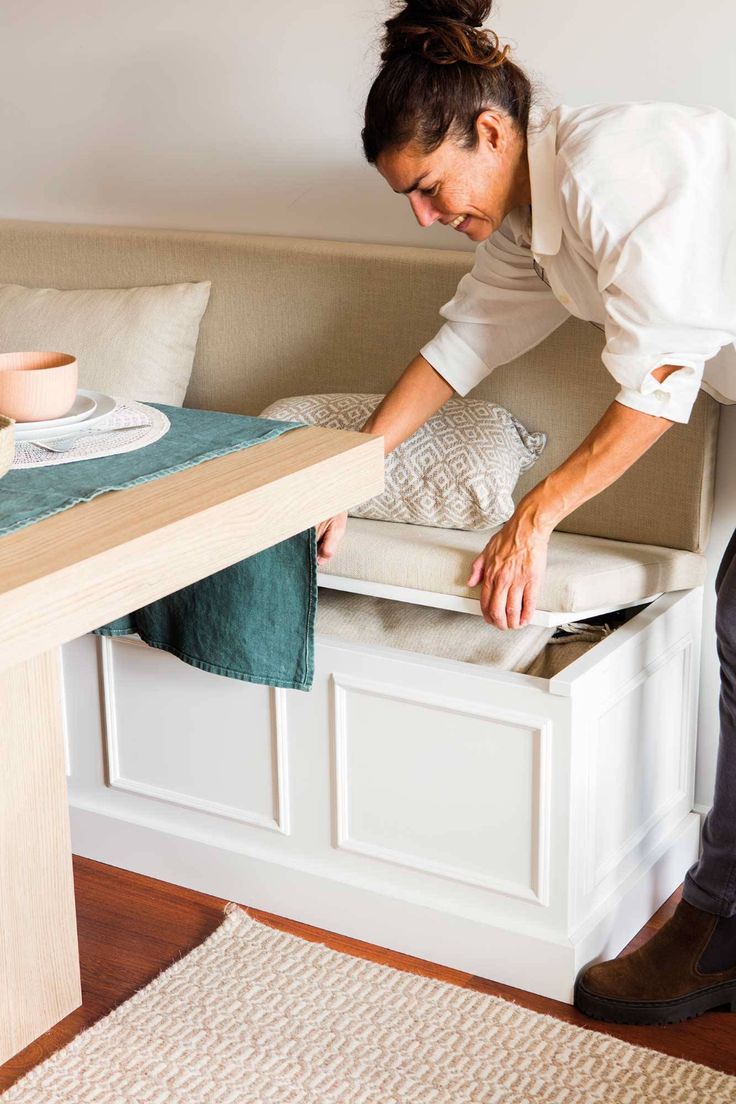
[0, 424, 383, 1063]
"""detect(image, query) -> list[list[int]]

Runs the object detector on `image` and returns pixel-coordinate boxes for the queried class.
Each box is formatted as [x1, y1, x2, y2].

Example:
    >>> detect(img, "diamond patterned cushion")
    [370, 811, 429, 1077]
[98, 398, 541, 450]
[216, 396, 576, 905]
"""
[259, 393, 546, 530]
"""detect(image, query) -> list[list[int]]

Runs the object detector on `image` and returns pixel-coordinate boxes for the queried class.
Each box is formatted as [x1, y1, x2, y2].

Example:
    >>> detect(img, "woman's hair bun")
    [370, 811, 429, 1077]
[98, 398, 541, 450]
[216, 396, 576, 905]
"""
[400, 0, 492, 28]
[381, 1, 506, 68]
[363, 0, 531, 165]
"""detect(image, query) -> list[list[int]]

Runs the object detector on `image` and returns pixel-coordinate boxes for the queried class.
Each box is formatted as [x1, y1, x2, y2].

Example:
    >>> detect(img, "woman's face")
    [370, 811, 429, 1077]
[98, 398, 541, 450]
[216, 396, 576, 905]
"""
[375, 111, 529, 243]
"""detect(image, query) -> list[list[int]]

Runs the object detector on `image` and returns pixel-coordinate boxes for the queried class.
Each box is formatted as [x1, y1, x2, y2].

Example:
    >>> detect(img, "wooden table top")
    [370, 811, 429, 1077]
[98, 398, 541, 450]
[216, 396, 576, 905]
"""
[0, 424, 384, 673]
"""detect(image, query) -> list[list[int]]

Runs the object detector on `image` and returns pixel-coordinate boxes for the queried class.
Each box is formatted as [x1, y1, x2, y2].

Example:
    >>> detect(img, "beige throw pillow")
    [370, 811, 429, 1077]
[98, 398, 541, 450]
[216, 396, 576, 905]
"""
[0, 281, 212, 406]
[260, 393, 546, 530]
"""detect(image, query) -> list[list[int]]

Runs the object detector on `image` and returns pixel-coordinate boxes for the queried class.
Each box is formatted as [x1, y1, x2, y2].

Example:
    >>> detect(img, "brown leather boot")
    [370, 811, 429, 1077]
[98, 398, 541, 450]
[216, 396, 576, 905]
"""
[574, 899, 736, 1025]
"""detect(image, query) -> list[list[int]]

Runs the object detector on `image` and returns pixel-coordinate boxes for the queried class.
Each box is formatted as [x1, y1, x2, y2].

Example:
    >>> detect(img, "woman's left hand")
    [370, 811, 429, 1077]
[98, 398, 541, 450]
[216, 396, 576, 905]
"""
[467, 513, 550, 630]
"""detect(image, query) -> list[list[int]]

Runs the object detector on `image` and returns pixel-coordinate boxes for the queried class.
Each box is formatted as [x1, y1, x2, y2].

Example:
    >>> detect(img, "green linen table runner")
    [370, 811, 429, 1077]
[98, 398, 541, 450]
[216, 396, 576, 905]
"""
[0, 404, 318, 691]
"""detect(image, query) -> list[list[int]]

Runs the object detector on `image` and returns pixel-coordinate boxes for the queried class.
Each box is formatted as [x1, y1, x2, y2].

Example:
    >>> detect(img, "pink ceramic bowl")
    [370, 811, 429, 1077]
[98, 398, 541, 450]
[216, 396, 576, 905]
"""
[0, 351, 78, 421]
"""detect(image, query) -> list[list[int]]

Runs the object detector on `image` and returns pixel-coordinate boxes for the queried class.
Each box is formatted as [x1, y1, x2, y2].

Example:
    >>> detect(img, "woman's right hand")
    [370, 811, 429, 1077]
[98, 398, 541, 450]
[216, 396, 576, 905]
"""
[315, 511, 348, 565]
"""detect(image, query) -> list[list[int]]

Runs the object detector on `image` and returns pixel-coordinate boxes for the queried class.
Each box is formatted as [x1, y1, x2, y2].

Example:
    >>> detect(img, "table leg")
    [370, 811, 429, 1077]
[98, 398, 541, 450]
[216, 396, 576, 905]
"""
[0, 648, 82, 1064]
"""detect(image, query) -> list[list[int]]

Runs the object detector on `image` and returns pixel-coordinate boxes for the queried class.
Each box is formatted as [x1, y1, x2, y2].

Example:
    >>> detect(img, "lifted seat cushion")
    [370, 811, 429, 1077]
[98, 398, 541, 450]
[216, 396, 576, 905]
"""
[318, 517, 706, 615]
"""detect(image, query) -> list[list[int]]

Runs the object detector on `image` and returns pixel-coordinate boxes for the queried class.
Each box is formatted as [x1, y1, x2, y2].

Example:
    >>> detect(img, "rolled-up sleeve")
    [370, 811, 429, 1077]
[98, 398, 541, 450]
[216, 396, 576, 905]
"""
[560, 138, 735, 424]
[600, 246, 721, 423]
[420, 219, 570, 396]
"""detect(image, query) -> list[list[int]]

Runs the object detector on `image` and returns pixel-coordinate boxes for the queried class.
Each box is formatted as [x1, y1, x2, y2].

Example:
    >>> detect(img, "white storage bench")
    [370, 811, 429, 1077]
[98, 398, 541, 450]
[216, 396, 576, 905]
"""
[0, 219, 719, 1002]
[62, 579, 703, 1002]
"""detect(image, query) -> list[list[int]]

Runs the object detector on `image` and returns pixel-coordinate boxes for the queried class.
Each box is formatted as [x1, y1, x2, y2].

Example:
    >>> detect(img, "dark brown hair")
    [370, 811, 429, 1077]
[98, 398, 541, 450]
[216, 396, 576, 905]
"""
[362, 0, 532, 164]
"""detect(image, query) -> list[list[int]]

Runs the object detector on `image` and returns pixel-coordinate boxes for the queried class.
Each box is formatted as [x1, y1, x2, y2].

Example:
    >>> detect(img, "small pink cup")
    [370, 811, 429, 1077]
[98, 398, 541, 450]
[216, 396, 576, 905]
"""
[0, 351, 78, 421]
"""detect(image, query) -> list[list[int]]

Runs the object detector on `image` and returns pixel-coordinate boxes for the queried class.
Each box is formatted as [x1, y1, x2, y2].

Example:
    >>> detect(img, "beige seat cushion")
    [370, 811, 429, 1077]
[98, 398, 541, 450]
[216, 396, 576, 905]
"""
[319, 517, 707, 614]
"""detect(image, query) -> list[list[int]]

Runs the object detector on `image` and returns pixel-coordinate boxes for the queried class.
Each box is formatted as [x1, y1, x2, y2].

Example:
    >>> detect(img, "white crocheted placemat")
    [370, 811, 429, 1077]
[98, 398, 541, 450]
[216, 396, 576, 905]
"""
[1, 904, 734, 1103]
[11, 399, 170, 468]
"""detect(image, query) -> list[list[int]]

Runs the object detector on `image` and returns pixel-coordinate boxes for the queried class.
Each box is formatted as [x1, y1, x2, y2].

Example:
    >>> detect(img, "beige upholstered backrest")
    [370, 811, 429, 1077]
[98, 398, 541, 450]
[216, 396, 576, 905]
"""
[0, 219, 718, 553]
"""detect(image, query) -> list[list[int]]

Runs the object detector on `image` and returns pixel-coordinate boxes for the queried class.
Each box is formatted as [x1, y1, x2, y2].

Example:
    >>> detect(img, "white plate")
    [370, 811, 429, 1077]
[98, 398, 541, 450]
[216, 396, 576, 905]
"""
[15, 390, 118, 442]
[14, 390, 98, 432]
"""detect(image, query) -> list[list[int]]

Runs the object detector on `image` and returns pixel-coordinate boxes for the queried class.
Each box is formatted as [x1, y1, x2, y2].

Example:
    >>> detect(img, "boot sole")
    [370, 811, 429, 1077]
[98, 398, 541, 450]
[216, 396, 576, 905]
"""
[574, 977, 736, 1026]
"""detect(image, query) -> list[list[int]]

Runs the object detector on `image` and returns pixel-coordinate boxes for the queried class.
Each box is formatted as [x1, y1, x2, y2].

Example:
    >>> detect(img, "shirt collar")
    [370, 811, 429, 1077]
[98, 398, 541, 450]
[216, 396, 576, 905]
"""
[526, 106, 563, 258]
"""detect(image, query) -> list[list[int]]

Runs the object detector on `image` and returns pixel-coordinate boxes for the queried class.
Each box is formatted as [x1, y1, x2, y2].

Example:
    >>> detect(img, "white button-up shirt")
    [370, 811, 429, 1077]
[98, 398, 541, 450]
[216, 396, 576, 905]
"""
[420, 101, 736, 423]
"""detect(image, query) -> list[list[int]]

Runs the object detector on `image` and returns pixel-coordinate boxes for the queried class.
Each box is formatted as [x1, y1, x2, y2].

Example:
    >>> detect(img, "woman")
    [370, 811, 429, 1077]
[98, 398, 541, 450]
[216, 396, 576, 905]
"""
[316, 0, 736, 1025]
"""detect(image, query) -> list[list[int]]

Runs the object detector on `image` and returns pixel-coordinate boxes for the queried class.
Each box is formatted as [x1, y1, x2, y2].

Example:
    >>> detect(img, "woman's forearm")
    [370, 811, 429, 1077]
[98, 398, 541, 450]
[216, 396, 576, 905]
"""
[360, 353, 455, 455]
[358, 354, 677, 543]
[516, 398, 674, 535]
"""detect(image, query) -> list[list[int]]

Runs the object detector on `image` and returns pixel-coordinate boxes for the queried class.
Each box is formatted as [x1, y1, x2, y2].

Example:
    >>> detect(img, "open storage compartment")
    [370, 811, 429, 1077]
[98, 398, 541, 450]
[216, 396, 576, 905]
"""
[315, 585, 651, 679]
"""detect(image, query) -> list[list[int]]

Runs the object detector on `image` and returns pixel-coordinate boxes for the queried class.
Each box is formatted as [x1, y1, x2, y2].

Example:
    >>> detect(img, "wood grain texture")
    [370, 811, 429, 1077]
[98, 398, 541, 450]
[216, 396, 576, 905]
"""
[0, 423, 382, 1064]
[0, 425, 384, 674]
[0, 861, 733, 1093]
[0, 650, 82, 1064]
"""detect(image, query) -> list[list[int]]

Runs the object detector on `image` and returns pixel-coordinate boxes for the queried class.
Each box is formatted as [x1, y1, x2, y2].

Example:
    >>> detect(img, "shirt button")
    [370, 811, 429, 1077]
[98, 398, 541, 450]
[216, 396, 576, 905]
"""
[654, 390, 667, 400]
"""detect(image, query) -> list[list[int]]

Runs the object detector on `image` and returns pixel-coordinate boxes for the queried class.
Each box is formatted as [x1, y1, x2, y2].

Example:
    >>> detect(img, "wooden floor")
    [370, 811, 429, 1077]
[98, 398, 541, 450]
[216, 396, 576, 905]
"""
[1, 856, 735, 1092]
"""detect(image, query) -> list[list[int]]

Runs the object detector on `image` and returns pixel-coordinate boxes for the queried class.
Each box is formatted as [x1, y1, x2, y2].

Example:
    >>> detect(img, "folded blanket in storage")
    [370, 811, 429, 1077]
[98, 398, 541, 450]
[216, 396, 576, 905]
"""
[315, 588, 556, 672]
[315, 590, 614, 678]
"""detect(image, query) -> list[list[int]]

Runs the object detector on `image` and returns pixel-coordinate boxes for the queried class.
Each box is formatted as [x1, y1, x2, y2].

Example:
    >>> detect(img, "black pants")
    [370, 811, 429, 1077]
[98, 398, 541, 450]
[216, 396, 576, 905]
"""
[683, 525, 736, 916]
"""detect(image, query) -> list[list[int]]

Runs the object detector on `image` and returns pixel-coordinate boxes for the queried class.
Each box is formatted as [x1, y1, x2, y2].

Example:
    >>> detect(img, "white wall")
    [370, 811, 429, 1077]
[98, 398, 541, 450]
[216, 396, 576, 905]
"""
[0, 0, 733, 806]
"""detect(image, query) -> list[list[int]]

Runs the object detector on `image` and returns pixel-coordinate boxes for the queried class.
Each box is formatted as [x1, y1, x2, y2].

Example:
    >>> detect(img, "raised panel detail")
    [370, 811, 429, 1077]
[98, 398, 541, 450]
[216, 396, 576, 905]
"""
[332, 673, 551, 904]
[100, 636, 290, 832]
[586, 639, 691, 892]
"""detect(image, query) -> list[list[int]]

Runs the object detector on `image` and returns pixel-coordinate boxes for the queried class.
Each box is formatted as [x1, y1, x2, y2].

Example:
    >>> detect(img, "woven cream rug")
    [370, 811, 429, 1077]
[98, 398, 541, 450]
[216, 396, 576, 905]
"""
[3, 904, 734, 1103]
